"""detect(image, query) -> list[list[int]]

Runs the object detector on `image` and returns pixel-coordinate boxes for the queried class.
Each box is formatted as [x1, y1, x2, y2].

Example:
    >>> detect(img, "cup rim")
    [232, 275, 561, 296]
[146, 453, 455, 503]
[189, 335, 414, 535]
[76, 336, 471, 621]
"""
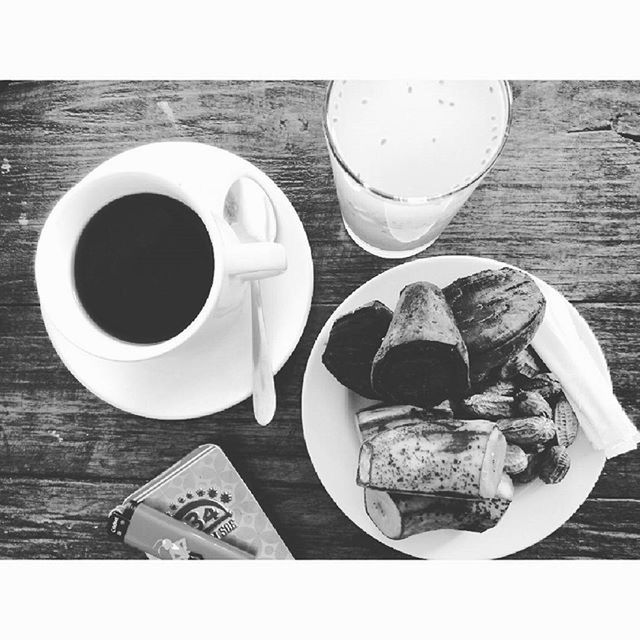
[322, 80, 513, 204]
[35, 169, 225, 363]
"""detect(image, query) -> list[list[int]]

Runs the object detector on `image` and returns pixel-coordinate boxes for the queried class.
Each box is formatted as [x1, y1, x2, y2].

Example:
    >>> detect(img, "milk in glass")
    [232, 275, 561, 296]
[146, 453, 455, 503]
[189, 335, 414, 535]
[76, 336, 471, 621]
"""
[324, 80, 511, 257]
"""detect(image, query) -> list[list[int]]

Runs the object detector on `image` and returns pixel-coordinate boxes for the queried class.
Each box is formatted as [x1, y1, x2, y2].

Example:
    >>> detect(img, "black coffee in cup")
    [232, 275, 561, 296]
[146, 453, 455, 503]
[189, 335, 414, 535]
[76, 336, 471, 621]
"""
[74, 193, 214, 344]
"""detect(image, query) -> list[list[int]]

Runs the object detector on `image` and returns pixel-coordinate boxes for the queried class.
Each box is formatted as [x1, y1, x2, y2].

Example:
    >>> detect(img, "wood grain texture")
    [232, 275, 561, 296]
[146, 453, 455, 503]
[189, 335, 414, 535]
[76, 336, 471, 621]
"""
[2, 80, 640, 306]
[0, 304, 638, 496]
[1, 80, 639, 559]
[2, 478, 639, 560]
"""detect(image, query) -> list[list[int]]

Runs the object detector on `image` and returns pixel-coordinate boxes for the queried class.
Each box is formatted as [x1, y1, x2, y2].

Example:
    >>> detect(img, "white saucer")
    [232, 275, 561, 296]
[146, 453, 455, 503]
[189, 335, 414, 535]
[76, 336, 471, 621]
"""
[43, 142, 314, 419]
[302, 256, 607, 559]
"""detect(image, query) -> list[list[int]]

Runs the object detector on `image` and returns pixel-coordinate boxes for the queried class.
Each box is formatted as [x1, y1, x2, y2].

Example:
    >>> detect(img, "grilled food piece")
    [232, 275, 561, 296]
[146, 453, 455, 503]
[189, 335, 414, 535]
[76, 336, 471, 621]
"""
[553, 395, 580, 447]
[357, 422, 507, 499]
[355, 403, 454, 441]
[322, 300, 393, 399]
[364, 488, 511, 539]
[496, 416, 557, 451]
[454, 391, 515, 420]
[538, 445, 571, 484]
[443, 267, 546, 378]
[514, 391, 553, 418]
[504, 444, 528, 475]
[497, 347, 544, 381]
[512, 452, 541, 484]
[515, 372, 562, 402]
[471, 380, 517, 396]
[371, 282, 470, 408]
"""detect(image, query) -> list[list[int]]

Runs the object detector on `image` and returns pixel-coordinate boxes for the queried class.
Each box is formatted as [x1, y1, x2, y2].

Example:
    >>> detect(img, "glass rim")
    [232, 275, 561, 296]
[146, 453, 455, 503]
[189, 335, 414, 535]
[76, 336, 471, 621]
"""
[322, 80, 513, 205]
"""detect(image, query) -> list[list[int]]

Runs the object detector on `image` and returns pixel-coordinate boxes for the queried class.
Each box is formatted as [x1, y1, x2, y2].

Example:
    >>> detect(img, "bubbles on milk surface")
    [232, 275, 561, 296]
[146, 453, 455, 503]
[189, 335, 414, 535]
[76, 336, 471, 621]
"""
[328, 80, 508, 198]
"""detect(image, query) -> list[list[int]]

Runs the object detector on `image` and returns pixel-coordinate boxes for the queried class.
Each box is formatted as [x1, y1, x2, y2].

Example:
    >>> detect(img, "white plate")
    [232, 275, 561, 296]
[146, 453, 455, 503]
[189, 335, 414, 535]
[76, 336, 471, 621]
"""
[43, 142, 314, 420]
[302, 255, 607, 559]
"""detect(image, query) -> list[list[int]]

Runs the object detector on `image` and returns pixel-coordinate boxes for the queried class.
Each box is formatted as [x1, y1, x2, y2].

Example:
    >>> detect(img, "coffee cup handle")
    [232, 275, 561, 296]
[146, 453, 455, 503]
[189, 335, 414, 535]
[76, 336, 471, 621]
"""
[225, 242, 287, 280]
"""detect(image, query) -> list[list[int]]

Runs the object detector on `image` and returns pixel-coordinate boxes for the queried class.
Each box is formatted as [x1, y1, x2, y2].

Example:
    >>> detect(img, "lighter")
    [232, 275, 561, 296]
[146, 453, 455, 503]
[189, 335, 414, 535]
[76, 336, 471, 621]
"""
[108, 501, 254, 560]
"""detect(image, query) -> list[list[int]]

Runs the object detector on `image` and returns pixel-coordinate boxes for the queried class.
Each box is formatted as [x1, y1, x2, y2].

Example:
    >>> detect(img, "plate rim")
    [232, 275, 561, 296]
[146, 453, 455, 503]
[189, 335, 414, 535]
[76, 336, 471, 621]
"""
[301, 255, 608, 559]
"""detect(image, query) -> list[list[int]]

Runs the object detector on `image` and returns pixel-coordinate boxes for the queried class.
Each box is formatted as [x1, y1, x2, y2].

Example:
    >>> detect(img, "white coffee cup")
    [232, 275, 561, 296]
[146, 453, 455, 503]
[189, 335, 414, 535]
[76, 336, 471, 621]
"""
[35, 166, 287, 363]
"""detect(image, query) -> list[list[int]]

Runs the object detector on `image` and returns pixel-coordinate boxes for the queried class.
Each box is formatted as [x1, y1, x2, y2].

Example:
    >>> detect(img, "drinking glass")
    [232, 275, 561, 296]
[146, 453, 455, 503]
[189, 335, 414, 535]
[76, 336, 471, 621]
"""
[323, 80, 512, 258]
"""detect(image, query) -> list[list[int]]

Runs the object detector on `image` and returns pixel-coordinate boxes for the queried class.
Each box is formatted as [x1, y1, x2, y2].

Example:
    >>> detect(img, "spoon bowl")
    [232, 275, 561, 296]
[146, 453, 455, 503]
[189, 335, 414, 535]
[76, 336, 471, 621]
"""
[225, 177, 277, 243]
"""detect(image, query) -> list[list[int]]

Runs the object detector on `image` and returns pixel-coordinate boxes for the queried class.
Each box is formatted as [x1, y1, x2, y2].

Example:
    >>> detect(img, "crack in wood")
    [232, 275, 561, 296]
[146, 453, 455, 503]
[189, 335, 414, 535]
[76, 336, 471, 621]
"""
[611, 112, 640, 142]
[567, 113, 640, 143]
[567, 124, 612, 134]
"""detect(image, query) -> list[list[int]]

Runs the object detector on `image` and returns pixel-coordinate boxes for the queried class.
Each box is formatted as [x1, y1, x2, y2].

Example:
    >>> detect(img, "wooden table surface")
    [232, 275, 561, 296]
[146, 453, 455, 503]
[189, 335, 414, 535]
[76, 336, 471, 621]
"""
[0, 80, 639, 559]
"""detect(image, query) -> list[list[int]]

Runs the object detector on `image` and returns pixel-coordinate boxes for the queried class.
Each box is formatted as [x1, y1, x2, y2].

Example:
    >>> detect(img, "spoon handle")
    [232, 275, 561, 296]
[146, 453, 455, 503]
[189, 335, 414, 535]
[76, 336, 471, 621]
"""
[250, 280, 276, 426]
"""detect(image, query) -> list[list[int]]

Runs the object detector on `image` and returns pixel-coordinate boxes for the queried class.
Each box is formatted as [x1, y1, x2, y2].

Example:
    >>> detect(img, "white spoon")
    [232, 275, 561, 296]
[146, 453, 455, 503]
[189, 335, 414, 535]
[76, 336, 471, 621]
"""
[224, 177, 277, 425]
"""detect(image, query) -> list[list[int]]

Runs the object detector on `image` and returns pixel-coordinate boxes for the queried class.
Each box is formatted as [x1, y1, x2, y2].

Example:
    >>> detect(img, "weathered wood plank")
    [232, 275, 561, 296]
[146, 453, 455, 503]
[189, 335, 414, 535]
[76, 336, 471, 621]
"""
[510, 498, 640, 560]
[1, 81, 640, 306]
[0, 477, 638, 559]
[0, 303, 637, 499]
[1, 81, 640, 559]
